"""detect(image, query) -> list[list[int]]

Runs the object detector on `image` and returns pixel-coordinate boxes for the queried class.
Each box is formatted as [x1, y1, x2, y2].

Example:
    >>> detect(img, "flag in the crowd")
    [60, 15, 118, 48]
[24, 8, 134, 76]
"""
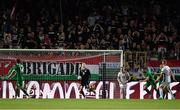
[10, 0, 17, 20]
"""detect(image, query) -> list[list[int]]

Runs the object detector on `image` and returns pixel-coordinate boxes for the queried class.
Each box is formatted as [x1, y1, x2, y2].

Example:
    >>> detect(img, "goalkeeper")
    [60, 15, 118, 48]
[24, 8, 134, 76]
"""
[78, 63, 95, 98]
[0, 59, 29, 98]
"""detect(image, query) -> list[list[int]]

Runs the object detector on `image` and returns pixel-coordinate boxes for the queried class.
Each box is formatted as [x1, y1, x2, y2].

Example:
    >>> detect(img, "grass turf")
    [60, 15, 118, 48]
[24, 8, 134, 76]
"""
[0, 99, 179, 110]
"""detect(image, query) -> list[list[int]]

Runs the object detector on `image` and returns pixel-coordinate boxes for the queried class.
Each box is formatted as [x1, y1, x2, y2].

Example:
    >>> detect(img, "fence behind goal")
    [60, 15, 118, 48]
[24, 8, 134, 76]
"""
[0, 49, 123, 99]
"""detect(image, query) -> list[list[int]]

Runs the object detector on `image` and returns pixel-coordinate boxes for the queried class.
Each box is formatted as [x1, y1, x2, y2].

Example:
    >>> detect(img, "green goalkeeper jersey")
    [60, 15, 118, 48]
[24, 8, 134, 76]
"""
[5, 63, 24, 82]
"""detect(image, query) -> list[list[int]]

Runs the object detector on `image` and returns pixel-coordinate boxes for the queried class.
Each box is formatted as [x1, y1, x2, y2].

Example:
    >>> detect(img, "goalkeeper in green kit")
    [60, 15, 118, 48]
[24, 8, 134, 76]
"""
[1, 59, 29, 98]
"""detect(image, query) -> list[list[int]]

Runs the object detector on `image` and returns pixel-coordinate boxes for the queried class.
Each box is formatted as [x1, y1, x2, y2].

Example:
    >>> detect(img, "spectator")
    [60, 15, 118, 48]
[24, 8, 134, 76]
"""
[3, 32, 12, 48]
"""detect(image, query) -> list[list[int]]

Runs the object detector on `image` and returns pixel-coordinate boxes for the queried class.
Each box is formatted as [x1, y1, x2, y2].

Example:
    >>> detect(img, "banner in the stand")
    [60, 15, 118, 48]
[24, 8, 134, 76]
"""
[0, 81, 179, 99]
[0, 58, 120, 80]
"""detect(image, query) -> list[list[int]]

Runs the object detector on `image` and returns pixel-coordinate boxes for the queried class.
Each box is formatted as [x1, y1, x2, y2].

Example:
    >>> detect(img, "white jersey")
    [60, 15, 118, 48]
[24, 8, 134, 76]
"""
[161, 65, 172, 83]
[117, 72, 129, 85]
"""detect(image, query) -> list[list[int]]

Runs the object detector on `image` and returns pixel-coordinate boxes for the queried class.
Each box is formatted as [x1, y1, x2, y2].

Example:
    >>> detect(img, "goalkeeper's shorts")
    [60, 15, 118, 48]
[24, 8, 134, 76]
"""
[81, 79, 89, 87]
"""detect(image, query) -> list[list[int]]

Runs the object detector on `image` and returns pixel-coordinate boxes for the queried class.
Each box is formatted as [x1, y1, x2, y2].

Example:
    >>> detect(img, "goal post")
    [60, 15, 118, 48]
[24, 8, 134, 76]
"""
[0, 49, 123, 99]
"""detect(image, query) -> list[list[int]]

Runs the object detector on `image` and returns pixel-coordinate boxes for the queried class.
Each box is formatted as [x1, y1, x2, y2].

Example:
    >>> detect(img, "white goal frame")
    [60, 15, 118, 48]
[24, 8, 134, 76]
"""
[0, 49, 123, 69]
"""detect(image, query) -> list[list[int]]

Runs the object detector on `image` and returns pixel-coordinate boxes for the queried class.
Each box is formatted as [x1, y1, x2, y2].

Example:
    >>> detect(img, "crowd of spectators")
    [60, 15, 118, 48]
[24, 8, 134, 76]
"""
[0, 0, 180, 60]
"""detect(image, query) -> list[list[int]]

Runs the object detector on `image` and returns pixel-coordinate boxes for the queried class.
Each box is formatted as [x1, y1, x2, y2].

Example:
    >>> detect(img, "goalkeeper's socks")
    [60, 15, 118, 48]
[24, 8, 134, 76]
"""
[80, 90, 85, 98]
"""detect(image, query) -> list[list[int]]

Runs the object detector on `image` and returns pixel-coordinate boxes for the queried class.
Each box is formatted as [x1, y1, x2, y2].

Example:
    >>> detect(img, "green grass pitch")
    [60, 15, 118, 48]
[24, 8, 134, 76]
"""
[0, 99, 179, 110]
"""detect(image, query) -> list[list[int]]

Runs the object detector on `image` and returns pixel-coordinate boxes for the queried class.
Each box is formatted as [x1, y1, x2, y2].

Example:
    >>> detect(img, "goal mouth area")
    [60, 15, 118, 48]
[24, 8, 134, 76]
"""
[0, 49, 124, 99]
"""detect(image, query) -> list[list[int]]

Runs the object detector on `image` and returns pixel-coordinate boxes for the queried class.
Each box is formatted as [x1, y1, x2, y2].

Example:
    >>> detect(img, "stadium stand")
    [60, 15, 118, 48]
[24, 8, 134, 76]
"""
[0, 0, 179, 60]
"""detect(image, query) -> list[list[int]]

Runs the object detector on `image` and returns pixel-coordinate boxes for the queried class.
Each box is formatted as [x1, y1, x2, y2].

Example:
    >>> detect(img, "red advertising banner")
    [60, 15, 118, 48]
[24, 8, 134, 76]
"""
[148, 60, 180, 67]
[0, 81, 179, 99]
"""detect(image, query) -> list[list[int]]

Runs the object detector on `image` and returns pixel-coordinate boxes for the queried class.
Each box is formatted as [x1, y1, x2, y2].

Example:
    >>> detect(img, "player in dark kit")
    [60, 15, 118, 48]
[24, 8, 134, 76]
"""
[78, 63, 95, 98]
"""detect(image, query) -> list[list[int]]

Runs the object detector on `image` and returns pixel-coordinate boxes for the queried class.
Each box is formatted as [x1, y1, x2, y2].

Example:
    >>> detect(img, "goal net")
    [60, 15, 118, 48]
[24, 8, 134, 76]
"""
[0, 49, 123, 99]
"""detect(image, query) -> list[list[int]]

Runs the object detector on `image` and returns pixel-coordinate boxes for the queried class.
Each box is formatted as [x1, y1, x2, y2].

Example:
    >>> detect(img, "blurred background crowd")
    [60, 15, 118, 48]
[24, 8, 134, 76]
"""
[0, 0, 179, 60]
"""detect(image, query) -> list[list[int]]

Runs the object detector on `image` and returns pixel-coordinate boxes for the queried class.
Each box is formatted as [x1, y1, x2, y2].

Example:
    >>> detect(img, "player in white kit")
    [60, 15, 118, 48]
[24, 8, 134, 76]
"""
[117, 67, 130, 99]
[156, 60, 176, 99]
